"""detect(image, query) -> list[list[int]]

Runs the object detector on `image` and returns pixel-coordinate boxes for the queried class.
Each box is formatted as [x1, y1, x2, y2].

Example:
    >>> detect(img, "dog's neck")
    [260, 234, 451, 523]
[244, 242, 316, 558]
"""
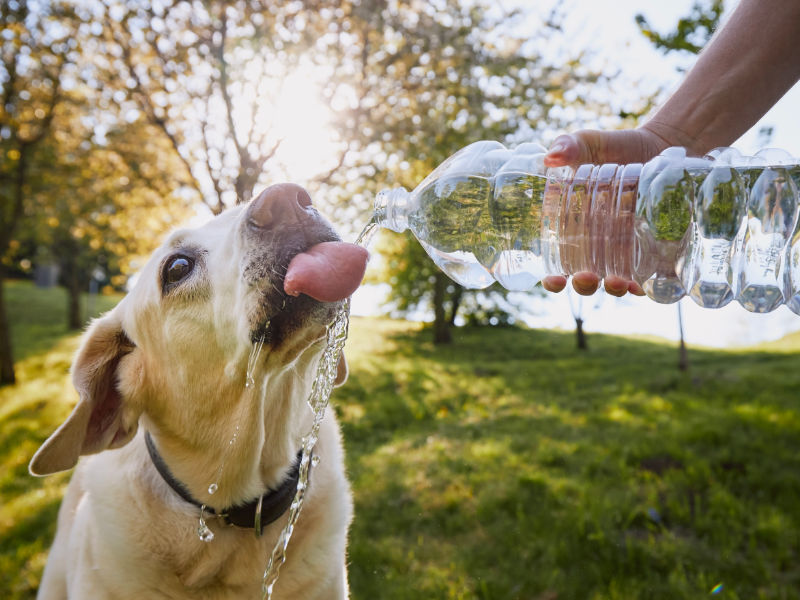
[141, 356, 316, 511]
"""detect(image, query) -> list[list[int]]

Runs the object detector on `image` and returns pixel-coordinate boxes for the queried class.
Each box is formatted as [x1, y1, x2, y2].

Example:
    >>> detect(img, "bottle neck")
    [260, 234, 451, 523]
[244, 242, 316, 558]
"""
[374, 187, 411, 233]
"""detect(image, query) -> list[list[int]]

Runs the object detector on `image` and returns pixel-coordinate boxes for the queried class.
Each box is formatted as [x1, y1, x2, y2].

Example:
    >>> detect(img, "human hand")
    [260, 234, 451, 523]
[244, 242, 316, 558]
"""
[539, 127, 676, 297]
[543, 127, 673, 170]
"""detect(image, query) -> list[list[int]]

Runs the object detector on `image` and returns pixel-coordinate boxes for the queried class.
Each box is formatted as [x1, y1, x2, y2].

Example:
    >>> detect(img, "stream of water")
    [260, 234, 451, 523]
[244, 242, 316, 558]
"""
[191, 218, 379, 596]
[260, 218, 379, 598]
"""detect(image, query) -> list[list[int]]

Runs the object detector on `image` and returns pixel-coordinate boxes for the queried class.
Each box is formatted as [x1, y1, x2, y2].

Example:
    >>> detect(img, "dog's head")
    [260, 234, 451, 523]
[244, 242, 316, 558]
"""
[30, 184, 357, 476]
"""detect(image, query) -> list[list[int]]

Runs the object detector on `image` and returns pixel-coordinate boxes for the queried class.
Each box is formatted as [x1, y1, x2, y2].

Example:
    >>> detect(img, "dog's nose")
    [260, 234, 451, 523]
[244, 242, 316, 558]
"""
[247, 183, 313, 230]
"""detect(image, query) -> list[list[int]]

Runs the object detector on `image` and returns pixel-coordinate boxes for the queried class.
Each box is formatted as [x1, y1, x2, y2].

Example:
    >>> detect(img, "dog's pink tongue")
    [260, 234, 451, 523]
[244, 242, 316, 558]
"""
[284, 242, 368, 302]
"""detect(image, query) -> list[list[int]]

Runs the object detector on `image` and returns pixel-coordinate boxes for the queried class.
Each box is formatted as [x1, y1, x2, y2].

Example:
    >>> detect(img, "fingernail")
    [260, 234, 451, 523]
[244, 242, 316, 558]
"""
[548, 135, 573, 155]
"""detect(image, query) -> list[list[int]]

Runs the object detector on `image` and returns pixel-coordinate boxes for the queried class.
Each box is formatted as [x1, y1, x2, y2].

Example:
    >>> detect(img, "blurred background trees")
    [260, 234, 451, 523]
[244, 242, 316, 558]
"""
[0, 0, 728, 382]
[85, 0, 620, 343]
[1, 0, 78, 384]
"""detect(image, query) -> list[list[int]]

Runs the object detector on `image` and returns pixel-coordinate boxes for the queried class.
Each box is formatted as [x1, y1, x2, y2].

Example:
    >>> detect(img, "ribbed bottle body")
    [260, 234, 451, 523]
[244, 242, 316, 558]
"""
[373, 141, 800, 314]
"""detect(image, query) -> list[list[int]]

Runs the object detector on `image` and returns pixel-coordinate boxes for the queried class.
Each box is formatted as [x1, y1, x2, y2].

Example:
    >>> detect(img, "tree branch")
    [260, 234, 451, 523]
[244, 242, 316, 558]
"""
[108, 15, 208, 210]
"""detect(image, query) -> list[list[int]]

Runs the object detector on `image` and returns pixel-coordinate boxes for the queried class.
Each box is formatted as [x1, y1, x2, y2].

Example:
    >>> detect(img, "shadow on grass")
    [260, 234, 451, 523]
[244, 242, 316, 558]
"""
[339, 320, 800, 599]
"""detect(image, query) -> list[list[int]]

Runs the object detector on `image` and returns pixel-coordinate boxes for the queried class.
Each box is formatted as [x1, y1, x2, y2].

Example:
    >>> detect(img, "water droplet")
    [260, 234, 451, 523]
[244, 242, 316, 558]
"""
[311, 455, 321, 467]
[710, 583, 724, 595]
[197, 523, 215, 543]
[207, 483, 218, 495]
[197, 505, 214, 542]
[246, 335, 266, 388]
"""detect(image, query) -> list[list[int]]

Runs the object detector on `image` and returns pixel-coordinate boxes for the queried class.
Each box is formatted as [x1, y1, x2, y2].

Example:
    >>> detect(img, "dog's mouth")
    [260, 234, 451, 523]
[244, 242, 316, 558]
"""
[240, 183, 368, 348]
[248, 240, 368, 346]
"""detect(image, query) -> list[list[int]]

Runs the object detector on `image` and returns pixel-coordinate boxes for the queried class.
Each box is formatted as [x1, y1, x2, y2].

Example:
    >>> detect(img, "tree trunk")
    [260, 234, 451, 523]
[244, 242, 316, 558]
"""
[62, 253, 83, 330]
[575, 317, 588, 350]
[0, 144, 30, 387]
[67, 278, 82, 331]
[677, 303, 689, 371]
[432, 272, 452, 344]
[0, 270, 16, 386]
[447, 285, 463, 328]
[569, 292, 588, 350]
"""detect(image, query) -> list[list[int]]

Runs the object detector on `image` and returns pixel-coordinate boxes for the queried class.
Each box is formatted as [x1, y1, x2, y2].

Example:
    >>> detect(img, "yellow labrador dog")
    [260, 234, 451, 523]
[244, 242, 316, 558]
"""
[29, 184, 368, 599]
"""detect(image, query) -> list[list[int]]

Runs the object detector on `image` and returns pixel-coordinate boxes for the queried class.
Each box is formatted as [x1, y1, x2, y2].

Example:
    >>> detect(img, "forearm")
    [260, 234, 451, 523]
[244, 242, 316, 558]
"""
[643, 0, 800, 155]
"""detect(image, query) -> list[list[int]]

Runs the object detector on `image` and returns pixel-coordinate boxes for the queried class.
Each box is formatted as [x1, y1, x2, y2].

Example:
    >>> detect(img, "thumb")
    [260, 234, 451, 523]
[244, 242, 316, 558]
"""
[543, 134, 583, 168]
[545, 129, 662, 167]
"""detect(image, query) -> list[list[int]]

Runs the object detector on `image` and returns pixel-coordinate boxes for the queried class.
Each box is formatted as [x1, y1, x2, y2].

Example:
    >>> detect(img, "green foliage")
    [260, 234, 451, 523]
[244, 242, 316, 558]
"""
[19, 107, 193, 287]
[697, 168, 745, 239]
[1, 0, 84, 380]
[636, 1, 725, 57]
[0, 0, 78, 246]
[646, 169, 694, 242]
[326, 2, 605, 333]
[2, 282, 800, 598]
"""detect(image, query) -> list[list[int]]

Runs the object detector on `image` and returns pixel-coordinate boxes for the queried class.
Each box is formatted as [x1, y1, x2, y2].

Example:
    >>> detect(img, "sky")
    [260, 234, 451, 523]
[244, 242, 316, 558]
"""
[351, 0, 800, 347]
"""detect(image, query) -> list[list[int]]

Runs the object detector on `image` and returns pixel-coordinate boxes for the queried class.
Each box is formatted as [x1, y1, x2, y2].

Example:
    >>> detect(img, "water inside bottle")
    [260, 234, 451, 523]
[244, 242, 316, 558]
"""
[374, 141, 800, 315]
[488, 171, 550, 290]
[409, 174, 495, 288]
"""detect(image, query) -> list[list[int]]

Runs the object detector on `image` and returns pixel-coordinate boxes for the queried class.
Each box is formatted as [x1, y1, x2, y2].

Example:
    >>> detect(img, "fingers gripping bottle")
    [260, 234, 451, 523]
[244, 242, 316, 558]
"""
[374, 140, 800, 314]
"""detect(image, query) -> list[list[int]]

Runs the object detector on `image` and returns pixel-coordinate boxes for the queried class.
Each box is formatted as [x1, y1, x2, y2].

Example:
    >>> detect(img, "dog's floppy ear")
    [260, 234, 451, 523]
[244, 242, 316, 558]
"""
[334, 353, 348, 387]
[30, 311, 140, 476]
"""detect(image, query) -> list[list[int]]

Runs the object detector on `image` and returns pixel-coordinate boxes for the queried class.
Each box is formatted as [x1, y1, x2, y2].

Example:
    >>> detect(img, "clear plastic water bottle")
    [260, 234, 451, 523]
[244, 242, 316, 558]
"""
[374, 141, 800, 314]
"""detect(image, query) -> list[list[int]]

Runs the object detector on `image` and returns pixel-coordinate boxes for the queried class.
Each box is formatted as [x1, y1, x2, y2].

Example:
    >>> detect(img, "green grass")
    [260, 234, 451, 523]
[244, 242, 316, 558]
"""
[0, 280, 121, 598]
[2, 280, 799, 599]
[339, 320, 800, 600]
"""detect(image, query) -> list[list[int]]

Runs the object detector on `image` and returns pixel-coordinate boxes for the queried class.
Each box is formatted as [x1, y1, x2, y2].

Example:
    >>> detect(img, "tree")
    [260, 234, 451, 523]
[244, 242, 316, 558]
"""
[81, 1, 615, 343]
[89, 0, 329, 215]
[321, 2, 610, 342]
[14, 95, 192, 330]
[568, 291, 588, 351]
[0, 0, 78, 384]
[636, 1, 724, 60]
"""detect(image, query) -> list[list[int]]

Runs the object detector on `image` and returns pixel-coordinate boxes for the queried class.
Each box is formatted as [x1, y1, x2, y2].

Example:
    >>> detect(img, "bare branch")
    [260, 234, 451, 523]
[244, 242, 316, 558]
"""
[106, 13, 207, 210]
[312, 142, 350, 187]
[200, 105, 226, 215]
[213, 12, 250, 185]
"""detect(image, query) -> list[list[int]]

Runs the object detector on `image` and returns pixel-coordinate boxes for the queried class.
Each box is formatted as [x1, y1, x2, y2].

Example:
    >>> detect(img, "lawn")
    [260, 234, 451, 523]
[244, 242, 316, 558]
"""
[2, 280, 799, 599]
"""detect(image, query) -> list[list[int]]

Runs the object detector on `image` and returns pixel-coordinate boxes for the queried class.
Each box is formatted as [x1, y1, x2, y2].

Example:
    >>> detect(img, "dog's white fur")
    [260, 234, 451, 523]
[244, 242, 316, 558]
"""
[30, 195, 353, 599]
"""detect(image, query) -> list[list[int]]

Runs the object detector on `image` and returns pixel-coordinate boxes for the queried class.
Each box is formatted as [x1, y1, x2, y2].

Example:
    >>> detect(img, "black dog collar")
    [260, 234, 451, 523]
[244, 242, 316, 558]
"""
[144, 431, 305, 535]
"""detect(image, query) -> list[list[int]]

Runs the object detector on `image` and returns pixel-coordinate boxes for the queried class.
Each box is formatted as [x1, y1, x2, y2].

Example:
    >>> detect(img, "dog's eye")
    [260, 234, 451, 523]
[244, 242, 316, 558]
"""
[164, 255, 195, 287]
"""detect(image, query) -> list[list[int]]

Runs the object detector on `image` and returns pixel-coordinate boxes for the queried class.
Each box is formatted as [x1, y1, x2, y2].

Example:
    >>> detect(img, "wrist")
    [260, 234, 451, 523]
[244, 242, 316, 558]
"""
[638, 121, 704, 157]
